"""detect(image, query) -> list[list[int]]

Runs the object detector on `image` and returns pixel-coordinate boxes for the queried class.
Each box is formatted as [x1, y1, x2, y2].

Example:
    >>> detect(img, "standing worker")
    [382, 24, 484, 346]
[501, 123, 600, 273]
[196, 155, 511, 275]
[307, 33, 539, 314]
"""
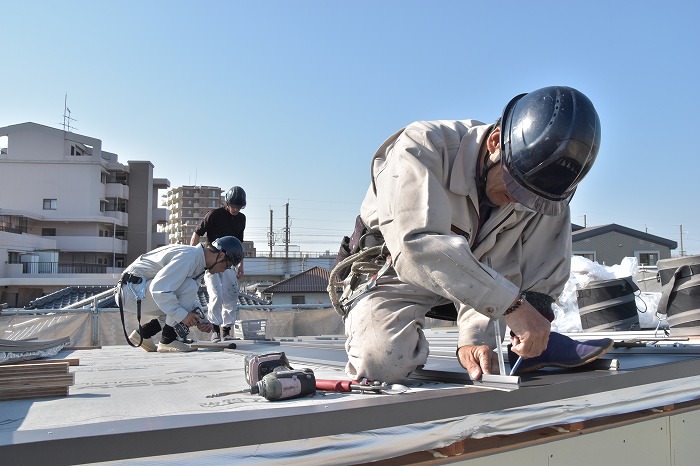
[331, 86, 613, 383]
[117, 237, 244, 352]
[191, 186, 247, 341]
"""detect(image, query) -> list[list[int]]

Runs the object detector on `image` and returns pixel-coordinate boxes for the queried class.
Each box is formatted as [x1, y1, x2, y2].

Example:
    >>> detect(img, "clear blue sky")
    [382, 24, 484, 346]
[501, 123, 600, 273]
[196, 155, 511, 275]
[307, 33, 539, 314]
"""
[2, 0, 699, 256]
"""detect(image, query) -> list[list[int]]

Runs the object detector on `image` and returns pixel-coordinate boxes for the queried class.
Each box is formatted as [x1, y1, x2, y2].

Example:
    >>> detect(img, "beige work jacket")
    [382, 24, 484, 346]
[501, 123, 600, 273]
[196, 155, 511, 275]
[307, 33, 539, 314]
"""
[359, 119, 572, 346]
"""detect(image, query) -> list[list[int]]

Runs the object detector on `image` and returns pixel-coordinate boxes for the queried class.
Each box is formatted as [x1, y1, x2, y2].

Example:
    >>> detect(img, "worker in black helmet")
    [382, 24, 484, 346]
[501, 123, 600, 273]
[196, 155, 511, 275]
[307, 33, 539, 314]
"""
[331, 86, 613, 383]
[117, 237, 243, 352]
[191, 186, 247, 342]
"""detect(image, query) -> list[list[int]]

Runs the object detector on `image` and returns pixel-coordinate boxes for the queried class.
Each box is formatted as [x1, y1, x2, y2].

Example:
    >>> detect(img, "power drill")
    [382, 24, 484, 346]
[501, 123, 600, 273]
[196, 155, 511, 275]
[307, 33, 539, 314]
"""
[244, 352, 293, 386]
[172, 307, 207, 340]
[251, 368, 316, 401]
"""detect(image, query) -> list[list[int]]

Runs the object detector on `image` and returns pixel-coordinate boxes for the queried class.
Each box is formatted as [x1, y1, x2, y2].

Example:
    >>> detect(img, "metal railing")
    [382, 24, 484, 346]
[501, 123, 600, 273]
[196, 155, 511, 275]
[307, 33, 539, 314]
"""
[17, 262, 109, 274]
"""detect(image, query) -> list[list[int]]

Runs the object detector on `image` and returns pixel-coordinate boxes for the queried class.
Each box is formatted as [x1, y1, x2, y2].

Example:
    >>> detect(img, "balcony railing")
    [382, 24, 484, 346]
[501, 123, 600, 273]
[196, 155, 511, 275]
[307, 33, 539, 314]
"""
[20, 262, 109, 274]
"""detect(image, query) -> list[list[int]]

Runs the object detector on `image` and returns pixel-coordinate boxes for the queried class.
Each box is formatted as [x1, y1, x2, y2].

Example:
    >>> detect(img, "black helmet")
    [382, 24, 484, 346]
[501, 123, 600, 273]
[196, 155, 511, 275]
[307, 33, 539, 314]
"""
[500, 86, 601, 216]
[225, 186, 246, 208]
[211, 236, 244, 267]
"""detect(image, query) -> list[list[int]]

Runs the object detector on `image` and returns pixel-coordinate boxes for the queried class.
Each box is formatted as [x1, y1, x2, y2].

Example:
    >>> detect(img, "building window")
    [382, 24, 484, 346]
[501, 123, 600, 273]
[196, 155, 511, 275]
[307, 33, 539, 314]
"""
[41, 228, 57, 236]
[105, 197, 128, 213]
[43, 199, 57, 210]
[574, 251, 596, 262]
[291, 295, 306, 304]
[637, 251, 660, 267]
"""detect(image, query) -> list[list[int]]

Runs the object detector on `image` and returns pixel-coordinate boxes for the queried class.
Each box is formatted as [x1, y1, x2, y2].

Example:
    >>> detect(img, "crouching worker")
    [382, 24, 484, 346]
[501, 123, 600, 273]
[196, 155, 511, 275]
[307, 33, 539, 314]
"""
[330, 86, 613, 383]
[115, 236, 244, 353]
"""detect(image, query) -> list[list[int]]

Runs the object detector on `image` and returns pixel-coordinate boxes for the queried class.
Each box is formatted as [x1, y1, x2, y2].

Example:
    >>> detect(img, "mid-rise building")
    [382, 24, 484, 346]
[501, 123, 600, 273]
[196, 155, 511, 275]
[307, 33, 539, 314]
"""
[164, 185, 222, 245]
[0, 122, 169, 306]
[164, 185, 256, 257]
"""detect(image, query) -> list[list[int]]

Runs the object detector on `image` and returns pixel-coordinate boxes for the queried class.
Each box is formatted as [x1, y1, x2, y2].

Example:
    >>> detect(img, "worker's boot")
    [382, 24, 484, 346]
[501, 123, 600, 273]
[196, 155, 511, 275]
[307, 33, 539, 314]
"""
[157, 325, 197, 353]
[221, 326, 233, 341]
[211, 324, 221, 342]
[508, 332, 613, 375]
[127, 318, 161, 352]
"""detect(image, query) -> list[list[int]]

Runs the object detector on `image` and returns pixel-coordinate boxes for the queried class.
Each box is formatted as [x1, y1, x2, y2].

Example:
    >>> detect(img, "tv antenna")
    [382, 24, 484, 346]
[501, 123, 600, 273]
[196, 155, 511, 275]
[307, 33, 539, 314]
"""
[62, 93, 78, 132]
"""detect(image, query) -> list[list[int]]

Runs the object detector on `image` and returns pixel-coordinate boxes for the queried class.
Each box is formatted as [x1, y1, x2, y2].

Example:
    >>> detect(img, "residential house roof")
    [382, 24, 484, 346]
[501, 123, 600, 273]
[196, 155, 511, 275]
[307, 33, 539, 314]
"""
[572, 223, 677, 248]
[263, 266, 330, 293]
[24, 285, 270, 310]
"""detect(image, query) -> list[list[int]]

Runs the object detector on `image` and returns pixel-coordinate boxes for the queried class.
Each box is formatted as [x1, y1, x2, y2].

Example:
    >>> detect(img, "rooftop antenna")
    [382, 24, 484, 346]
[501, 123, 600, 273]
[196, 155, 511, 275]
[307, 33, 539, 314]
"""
[62, 93, 78, 132]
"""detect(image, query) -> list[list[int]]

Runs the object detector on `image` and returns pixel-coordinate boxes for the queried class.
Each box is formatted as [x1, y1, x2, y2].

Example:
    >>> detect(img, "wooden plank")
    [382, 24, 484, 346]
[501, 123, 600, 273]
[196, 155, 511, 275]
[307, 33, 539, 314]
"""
[0, 386, 69, 401]
[5, 358, 80, 366]
[0, 360, 73, 401]
[0, 374, 74, 391]
[0, 361, 69, 376]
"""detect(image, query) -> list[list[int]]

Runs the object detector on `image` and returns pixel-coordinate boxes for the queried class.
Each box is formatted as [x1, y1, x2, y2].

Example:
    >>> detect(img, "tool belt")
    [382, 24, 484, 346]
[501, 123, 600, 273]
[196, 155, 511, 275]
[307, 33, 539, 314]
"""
[329, 216, 392, 318]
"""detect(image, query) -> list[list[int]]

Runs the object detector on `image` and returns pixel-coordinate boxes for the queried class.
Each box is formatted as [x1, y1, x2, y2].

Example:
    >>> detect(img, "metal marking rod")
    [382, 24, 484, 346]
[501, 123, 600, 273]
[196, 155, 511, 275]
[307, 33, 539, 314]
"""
[493, 318, 507, 376]
[485, 318, 521, 387]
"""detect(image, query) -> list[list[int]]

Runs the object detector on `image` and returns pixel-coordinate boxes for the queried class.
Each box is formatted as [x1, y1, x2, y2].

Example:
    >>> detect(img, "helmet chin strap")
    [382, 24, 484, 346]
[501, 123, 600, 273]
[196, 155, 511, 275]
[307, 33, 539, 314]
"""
[477, 140, 501, 193]
[204, 250, 226, 272]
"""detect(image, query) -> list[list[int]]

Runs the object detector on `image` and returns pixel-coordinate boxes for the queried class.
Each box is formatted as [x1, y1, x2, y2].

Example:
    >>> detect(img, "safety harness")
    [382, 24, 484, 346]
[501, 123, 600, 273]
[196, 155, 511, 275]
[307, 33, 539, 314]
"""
[117, 273, 147, 348]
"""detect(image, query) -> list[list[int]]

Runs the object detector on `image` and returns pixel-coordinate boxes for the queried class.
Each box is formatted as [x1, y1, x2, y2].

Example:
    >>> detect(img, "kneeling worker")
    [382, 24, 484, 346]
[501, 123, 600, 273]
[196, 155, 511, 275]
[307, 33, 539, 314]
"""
[116, 236, 244, 352]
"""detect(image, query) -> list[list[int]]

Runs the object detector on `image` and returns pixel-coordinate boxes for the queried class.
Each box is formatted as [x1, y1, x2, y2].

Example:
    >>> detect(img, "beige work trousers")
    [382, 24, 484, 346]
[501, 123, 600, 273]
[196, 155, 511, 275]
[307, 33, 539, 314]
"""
[345, 270, 495, 383]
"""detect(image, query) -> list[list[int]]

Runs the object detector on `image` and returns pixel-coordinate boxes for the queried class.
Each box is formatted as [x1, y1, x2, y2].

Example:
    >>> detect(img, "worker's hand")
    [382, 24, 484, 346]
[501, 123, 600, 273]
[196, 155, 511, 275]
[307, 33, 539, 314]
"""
[457, 344, 498, 380]
[181, 311, 200, 327]
[504, 300, 551, 358]
[197, 322, 213, 333]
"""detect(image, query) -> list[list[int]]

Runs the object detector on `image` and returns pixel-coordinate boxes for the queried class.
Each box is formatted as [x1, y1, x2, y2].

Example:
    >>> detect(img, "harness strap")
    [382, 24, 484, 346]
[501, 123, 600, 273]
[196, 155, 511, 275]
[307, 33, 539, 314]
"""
[118, 273, 145, 348]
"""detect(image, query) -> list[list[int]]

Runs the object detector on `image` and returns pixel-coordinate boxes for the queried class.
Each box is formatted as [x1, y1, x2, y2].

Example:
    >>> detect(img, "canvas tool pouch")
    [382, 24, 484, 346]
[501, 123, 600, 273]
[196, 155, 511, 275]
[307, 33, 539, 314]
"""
[657, 255, 700, 328]
[333, 216, 383, 277]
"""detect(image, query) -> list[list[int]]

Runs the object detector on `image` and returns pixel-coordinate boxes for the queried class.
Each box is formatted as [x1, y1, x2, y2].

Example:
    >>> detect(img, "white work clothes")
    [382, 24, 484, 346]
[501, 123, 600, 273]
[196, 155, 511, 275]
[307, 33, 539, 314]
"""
[347, 119, 571, 382]
[117, 245, 206, 327]
[204, 267, 239, 327]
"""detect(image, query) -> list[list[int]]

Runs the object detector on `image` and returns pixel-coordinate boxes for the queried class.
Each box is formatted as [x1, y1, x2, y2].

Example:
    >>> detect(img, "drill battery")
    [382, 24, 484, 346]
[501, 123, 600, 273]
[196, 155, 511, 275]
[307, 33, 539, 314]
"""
[244, 351, 293, 387]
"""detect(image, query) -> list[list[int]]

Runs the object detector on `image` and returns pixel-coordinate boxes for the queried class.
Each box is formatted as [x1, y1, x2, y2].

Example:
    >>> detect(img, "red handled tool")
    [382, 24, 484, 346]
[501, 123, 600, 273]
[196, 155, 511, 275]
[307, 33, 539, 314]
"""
[315, 379, 408, 395]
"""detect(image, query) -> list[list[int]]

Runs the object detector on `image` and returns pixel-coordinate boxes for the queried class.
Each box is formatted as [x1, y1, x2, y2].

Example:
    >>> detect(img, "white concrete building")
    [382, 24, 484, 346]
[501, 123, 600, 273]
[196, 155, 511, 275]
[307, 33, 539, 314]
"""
[0, 122, 169, 307]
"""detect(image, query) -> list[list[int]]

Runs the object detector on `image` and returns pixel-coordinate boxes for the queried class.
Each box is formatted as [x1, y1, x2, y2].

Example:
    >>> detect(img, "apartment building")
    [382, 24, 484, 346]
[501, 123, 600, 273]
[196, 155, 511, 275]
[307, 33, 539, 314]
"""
[164, 185, 257, 257]
[164, 185, 223, 245]
[0, 122, 169, 307]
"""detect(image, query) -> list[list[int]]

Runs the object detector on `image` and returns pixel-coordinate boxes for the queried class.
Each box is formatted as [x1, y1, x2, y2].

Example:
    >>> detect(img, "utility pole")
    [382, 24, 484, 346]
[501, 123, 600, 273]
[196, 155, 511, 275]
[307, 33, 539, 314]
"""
[284, 202, 290, 259]
[267, 209, 274, 258]
[680, 224, 685, 257]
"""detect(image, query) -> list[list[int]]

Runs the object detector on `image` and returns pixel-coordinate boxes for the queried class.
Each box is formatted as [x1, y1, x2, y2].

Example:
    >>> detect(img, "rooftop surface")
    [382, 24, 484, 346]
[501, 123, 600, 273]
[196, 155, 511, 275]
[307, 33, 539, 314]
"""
[2, 329, 700, 465]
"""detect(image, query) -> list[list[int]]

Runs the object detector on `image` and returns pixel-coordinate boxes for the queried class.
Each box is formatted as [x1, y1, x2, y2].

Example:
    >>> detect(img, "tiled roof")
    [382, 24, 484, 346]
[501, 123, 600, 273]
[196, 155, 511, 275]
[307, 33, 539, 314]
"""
[263, 266, 330, 294]
[25, 286, 270, 310]
[24, 286, 115, 310]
